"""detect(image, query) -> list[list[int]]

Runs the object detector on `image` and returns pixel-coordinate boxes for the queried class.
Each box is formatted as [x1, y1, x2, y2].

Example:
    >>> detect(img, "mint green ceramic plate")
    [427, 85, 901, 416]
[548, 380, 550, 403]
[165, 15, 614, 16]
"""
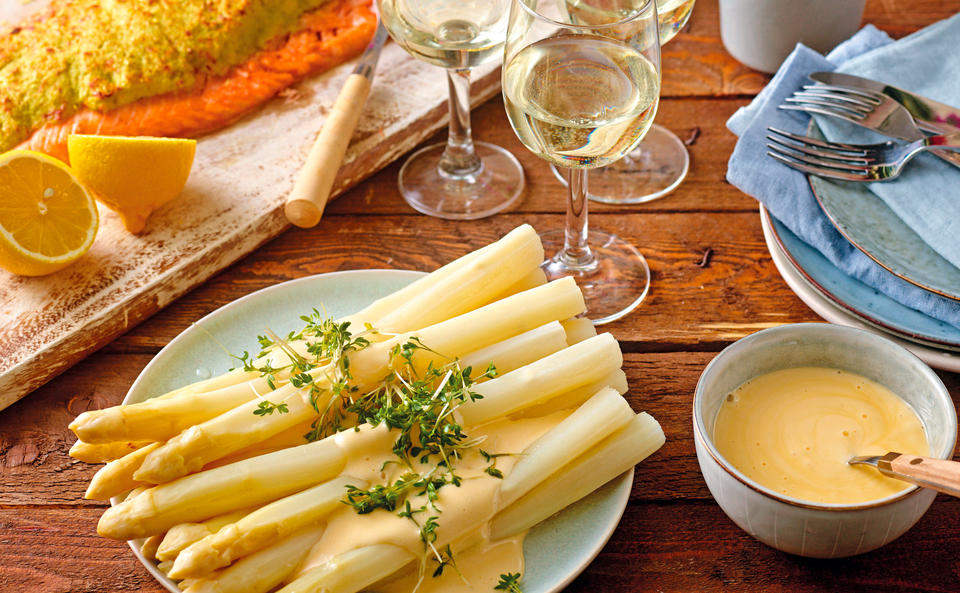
[119, 270, 631, 593]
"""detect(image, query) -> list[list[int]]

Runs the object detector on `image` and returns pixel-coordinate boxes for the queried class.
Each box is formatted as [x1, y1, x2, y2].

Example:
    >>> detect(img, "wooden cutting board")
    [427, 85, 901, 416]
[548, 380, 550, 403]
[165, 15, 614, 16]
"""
[0, 3, 503, 411]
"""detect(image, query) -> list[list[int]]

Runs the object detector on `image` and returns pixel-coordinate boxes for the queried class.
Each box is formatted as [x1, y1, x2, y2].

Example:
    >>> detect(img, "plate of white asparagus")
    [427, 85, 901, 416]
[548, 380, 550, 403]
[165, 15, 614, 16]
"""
[67, 225, 666, 593]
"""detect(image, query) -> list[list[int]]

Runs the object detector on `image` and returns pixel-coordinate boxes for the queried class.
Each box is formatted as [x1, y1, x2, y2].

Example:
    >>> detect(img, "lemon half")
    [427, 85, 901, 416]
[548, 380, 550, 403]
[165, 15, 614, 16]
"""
[68, 135, 196, 234]
[0, 150, 99, 276]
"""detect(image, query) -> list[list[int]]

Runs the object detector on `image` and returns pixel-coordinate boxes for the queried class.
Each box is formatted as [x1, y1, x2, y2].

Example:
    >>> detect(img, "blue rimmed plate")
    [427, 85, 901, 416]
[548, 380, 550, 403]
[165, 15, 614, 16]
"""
[761, 208, 960, 371]
[119, 269, 632, 593]
[806, 123, 960, 302]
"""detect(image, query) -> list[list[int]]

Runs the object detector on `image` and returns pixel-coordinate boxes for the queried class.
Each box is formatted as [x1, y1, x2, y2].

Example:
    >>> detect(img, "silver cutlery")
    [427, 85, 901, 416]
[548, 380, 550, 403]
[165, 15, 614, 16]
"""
[766, 127, 960, 181]
[810, 71, 960, 135]
[779, 84, 960, 170]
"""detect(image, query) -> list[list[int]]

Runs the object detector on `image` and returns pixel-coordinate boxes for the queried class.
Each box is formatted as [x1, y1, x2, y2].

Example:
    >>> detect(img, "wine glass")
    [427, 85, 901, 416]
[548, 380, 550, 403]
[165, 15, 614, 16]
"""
[549, 0, 696, 203]
[503, 0, 661, 324]
[378, 0, 526, 220]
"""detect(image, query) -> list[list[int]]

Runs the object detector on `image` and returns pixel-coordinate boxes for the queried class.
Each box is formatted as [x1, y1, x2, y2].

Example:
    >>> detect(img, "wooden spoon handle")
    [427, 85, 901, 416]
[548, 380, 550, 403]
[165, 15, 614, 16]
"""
[284, 72, 372, 228]
[878, 452, 960, 498]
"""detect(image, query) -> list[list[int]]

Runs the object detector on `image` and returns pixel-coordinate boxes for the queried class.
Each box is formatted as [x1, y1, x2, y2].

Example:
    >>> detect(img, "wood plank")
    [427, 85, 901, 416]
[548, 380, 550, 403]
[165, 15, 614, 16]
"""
[3, 499, 960, 593]
[568, 499, 960, 593]
[861, 0, 960, 38]
[6, 351, 958, 507]
[654, 0, 960, 98]
[324, 97, 757, 217]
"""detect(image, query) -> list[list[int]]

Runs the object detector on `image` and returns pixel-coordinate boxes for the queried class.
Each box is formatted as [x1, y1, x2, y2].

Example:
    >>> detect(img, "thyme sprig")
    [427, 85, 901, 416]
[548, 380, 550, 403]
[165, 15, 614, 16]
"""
[496, 573, 524, 593]
[480, 449, 513, 479]
[336, 338, 497, 576]
[253, 401, 288, 416]
[229, 309, 371, 419]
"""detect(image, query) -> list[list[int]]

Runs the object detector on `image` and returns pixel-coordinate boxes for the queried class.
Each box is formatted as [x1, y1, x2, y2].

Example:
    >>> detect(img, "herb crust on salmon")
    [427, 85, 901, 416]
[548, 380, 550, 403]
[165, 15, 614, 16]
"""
[1, 0, 376, 161]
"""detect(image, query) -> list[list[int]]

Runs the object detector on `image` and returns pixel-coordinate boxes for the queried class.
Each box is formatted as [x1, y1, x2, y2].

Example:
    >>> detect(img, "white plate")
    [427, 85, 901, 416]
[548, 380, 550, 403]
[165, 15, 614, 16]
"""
[761, 209, 960, 373]
[119, 269, 632, 593]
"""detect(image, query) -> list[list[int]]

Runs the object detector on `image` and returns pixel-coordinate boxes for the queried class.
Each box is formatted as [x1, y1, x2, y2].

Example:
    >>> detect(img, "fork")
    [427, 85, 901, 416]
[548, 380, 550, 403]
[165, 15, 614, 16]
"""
[779, 84, 960, 170]
[780, 84, 922, 139]
[765, 127, 960, 181]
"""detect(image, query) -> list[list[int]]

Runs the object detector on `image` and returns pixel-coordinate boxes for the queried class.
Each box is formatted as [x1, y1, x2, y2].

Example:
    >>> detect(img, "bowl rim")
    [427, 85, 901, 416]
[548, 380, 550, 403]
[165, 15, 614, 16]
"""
[693, 322, 958, 512]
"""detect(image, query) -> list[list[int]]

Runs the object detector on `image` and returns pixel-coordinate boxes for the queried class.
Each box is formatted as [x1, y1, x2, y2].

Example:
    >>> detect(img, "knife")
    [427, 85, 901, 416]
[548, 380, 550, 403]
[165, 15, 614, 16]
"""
[284, 21, 389, 228]
[810, 71, 960, 135]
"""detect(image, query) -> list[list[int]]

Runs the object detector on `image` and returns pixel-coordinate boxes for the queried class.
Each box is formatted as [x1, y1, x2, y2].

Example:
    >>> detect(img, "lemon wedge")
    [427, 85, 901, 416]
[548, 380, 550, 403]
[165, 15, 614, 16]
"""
[68, 135, 196, 234]
[0, 150, 100, 276]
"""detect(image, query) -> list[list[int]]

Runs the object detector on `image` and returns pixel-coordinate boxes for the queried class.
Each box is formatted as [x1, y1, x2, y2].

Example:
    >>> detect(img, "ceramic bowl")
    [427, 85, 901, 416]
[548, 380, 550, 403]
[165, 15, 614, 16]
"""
[718, 0, 865, 73]
[693, 323, 957, 558]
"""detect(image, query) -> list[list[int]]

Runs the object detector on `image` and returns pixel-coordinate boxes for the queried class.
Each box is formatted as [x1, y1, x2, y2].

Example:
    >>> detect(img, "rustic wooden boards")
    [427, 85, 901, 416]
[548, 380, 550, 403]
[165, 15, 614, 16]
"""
[0, 20, 501, 412]
[5, 0, 960, 592]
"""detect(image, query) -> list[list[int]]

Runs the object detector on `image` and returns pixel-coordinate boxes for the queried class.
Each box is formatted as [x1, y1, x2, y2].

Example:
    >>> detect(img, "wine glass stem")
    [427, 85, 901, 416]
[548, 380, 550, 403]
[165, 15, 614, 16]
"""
[439, 69, 482, 179]
[561, 169, 597, 270]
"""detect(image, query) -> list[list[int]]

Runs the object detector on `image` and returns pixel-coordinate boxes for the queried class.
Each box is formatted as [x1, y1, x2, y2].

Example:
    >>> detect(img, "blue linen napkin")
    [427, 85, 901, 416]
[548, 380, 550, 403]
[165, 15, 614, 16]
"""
[726, 21, 960, 329]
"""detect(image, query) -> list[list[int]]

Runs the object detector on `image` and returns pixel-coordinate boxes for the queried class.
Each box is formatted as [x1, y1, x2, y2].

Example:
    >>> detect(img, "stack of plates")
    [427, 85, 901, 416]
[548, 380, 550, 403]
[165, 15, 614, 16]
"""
[760, 201, 960, 372]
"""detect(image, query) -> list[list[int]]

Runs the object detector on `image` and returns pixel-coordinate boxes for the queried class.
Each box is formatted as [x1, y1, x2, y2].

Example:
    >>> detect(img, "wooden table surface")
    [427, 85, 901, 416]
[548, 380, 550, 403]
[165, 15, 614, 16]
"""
[3, 1, 960, 591]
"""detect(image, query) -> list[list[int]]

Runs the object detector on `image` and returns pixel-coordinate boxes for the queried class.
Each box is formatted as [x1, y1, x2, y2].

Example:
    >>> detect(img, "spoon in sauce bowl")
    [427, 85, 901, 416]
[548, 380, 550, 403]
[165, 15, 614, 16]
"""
[849, 452, 960, 498]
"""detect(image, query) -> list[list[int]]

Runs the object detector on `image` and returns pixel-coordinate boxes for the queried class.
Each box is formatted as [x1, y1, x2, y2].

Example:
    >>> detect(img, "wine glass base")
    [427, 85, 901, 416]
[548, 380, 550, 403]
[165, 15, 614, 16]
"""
[550, 124, 689, 204]
[540, 229, 650, 325]
[398, 141, 525, 220]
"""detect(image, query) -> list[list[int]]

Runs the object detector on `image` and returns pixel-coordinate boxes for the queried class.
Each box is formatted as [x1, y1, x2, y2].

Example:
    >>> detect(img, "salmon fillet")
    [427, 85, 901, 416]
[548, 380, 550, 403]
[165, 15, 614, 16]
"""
[14, 0, 376, 162]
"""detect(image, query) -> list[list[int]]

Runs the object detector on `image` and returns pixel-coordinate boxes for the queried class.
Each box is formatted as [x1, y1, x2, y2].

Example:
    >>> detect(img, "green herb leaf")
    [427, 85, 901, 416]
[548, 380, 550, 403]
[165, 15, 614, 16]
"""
[495, 573, 523, 593]
[253, 400, 288, 416]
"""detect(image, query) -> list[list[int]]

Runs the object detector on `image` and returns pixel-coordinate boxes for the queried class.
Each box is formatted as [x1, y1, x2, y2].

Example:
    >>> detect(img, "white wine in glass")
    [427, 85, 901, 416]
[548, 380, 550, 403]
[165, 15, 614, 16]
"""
[504, 0, 661, 324]
[657, 0, 696, 43]
[552, 0, 697, 204]
[378, 0, 525, 219]
[503, 36, 659, 169]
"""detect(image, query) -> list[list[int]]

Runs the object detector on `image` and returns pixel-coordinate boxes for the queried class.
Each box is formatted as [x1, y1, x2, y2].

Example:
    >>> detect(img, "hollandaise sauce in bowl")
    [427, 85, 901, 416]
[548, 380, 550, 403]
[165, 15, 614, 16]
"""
[713, 367, 930, 505]
[693, 323, 956, 558]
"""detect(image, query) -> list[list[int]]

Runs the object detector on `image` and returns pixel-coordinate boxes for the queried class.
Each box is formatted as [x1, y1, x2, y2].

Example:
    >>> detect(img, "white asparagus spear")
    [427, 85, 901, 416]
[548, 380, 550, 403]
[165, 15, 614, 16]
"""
[517, 369, 628, 417]
[505, 267, 547, 294]
[490, 412, 664, 539]
[157, 508, 255, 563]
[169, 477, 361, 580]
[498, 387, 636, 508]
[368, 226, 544, 332]
[461, 333, 623, 426]
[141, 534, 164, 562]
[560, 317, 596, 344]
[70, 379, 271, 445]
[459, 321, 568, 377]
[69, 439, 153, 463]
[275, 545, 415, 593]
[125, 486, 149, 501]
[341, 224, 541, 330]
[200, 421, 313, 471]
[85, 442, 160, 500]
[135, 278, 585, 484]
[99, 426, 392, 540]
[184, 525, 328, 593]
